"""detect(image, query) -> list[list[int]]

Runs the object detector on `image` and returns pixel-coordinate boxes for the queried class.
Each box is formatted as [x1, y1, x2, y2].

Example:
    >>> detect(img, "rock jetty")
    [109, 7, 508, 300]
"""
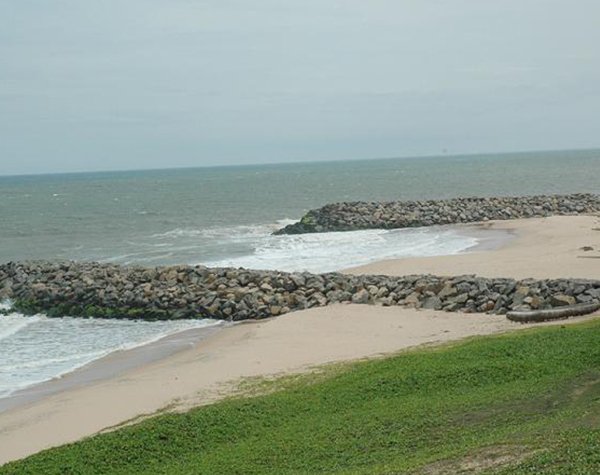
[274, 193, 600, 234]
[1, 261, 599, 321]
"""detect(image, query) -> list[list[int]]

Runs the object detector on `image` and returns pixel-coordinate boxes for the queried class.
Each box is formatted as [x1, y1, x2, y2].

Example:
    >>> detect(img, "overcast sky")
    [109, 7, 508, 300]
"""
[1, 1, 599, 175]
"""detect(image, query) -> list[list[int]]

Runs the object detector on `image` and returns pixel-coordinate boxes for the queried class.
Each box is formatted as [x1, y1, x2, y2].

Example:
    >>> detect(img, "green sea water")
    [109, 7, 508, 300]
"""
[1, 149, 599, 269]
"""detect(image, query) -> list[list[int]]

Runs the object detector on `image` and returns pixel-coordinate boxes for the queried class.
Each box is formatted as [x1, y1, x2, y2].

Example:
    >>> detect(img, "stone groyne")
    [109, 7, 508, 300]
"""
[1, 261, 599, 321]
[274, 193, 600, 234]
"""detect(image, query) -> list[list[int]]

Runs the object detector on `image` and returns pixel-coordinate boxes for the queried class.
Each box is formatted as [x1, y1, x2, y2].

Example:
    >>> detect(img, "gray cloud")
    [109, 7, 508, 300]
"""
[1, 0, 599, 174]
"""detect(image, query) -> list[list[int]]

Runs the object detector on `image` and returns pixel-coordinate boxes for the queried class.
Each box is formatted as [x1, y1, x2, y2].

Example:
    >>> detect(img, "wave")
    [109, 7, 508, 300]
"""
[92, 219, 301, 266]
[92, 218, 479, 271]
[204, 227, 478, 273]
[0, 312, 223, 399]
[1, 349, 109, 373]
[0, 313, 42, 342]
[149, 220, 293, 241]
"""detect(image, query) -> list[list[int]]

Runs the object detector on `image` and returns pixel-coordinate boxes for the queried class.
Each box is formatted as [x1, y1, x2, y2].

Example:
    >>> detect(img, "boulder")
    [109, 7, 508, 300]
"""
[422, 296, 443, 310]
[550, 294, 576, 307]
[351, 289, 370, 304]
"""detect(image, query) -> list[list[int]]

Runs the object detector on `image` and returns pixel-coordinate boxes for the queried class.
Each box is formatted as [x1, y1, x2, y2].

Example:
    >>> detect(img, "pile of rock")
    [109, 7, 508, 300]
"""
[274, 193, 600, 234]
[1, 261, 599, 321]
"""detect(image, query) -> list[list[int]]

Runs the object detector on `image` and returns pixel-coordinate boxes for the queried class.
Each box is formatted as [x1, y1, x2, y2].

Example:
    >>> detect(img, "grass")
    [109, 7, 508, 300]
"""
[3, 320, 600, 474]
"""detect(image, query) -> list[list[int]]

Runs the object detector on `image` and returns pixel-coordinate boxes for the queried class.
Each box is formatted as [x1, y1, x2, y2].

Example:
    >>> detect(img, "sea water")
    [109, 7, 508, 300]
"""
[1, 149, 599, 398]
[1, 149, 599, 268]
[0, 301, 222, 399]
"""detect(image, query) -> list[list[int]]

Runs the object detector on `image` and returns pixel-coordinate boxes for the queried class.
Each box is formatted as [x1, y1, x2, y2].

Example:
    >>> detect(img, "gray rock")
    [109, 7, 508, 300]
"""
[550, 294, 576, 306]
[351, 289, 370, 304]
[2, 259, 599, 322]
[452, 293, 469, 304]
[438, 285, 457, 298]
[422, 296, 442, 310]
[274, 194, 600, 235]
[404, 292, 421, 307]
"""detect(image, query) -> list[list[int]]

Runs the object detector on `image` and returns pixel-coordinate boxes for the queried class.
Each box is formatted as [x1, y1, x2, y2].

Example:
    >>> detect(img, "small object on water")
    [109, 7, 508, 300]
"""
[506, 302, 600, 323]
[580, 246, 594, 251]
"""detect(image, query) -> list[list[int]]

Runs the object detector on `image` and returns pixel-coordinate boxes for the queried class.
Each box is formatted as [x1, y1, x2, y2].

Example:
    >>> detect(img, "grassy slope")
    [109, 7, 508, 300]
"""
[3, 320, 600, 475]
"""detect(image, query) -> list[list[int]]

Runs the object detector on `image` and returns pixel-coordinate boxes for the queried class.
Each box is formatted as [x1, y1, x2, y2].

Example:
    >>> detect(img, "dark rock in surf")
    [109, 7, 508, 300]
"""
[273, 193, 600, 235]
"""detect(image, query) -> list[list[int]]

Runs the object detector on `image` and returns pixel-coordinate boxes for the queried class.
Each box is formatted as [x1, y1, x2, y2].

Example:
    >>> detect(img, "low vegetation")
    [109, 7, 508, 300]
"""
[10, 298, 175, 320]
[3, 320, 600, 474]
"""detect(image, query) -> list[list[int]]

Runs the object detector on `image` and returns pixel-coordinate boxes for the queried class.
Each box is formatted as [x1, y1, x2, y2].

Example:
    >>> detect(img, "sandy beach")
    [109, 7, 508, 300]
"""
[1, 215, 599, 466]
[348, 215, 600, 279]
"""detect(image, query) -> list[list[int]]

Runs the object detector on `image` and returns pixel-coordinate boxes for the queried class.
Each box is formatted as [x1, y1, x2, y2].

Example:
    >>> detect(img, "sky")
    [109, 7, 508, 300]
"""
[1, 1, 599, 175]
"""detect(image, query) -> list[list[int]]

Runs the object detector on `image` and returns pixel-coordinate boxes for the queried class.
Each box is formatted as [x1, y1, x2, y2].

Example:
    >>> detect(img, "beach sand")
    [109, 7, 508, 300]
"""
[348, 215, 600, 279]
[1, 215, 599, 465]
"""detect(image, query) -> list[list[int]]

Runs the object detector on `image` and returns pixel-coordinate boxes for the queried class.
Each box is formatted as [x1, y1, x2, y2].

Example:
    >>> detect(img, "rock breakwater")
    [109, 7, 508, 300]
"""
[274, 193, 600, 234]
[1, 261, 599, 321]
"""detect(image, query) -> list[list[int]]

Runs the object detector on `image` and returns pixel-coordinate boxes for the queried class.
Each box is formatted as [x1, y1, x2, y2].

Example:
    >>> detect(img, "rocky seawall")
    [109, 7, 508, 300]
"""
[274, 193, 600, 234]
[1, 261, 599, 321]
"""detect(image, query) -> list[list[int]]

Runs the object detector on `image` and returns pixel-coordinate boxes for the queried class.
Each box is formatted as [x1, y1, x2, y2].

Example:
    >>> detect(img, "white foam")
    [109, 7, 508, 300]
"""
[144, 220, 479, 273]
[150, 222, 283, 241]
[0, 313, 41, 342]
[0, 311, 222, 399]
[205, 227, 478, 273]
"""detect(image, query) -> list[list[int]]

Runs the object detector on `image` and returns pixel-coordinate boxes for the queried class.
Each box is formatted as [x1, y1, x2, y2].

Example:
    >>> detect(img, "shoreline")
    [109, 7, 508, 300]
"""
[2, 305, 599, 466]
[0, 323, 225, 414]
[1, 215, 599, 465]
[0, 224, 520, 323]
[0, 220, 512, 415]
[454, 221, 517, 253]
[0, 307, 528, 465]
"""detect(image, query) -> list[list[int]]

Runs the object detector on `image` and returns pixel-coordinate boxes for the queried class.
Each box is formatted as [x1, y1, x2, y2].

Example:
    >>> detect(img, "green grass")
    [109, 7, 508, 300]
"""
[3, 321, 600, 474]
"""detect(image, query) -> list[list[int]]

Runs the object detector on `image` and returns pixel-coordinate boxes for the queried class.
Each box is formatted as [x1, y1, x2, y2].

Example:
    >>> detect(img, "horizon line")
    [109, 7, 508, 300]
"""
[1, 146, 598, 179]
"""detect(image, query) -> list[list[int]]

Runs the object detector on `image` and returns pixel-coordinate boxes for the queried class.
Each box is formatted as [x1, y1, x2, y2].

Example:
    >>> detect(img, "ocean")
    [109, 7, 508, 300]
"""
[1, 149, 599, 400]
